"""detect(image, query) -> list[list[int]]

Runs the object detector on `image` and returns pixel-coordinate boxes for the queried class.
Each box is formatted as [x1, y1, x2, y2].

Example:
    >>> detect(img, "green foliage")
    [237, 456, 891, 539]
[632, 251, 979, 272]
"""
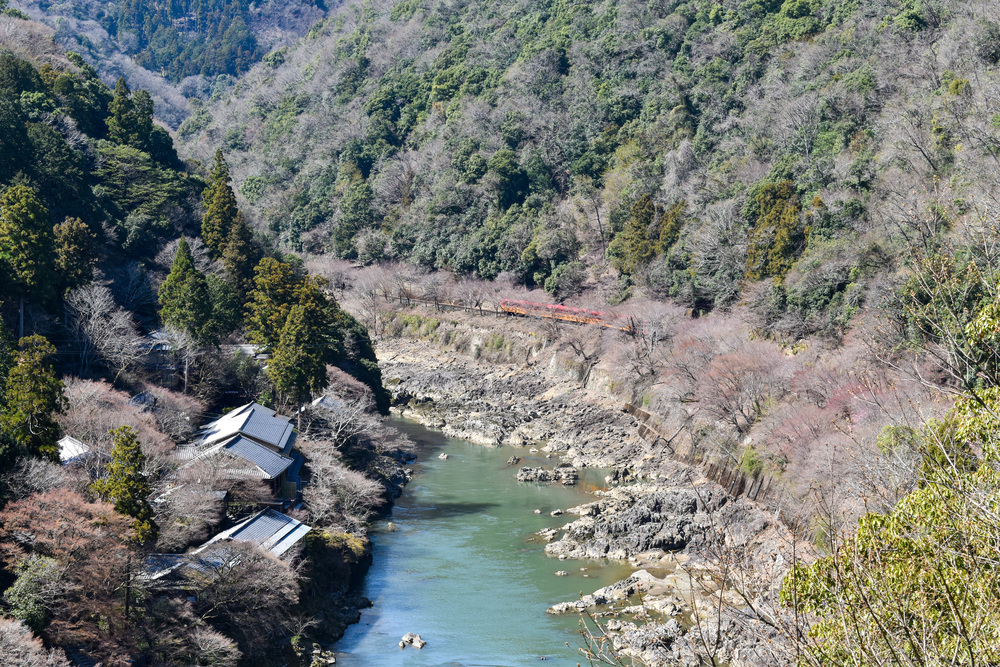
[781, 286, 1000, 662]
[53, 216, 98, 292]
[544, 261, 587, 300]
[3, 555, 61, 632]
[0, 335, 65, 462]
[245, 257, 301, 351]
[107, 78, 154, 154]
[222, 212, 261, 304]
[202, 149, 240, 257]
[93, 141, 191, 252]
[332, 180, 376, 258]
[91, 425, 158, 544]
[266, 303, 328, 406]
[107, 0, 266, 81]
[608, 195, 659, 276]
[738, 445, 765, 476]
[745, 181, 803, 280]
[158, 239, 217, 346]
[488, 149, 529, 210]
[0, 185, 54, 303]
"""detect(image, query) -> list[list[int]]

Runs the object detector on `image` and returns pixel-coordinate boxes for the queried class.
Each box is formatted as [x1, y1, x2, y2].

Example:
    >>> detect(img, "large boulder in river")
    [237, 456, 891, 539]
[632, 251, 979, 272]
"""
[545, 486, 723, 559]
[516, 464, 579, 485]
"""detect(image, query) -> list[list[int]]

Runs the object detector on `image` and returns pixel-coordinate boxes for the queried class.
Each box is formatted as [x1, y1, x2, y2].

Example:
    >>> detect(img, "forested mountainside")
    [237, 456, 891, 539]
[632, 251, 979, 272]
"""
[0, 12, 397, 664]
[9, 0, 325, 124]
[0, 11, 387, 407]
[180, 0, 1000, 339]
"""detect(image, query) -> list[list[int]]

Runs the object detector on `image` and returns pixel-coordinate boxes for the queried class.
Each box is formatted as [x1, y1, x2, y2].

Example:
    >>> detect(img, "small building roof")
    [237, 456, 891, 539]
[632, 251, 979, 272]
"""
[221, 435, 295, 479]
[198, 402, 295, 455]
[195, 509, 311, 557]
[143, 510, 311, 584]
[187, 435, 295, 480]
[58, 435, 91, 465]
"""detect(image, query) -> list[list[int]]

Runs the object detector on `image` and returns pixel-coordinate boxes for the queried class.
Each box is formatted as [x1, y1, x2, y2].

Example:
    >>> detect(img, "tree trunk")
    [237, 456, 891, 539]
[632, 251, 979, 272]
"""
[18, 294, 24, 341]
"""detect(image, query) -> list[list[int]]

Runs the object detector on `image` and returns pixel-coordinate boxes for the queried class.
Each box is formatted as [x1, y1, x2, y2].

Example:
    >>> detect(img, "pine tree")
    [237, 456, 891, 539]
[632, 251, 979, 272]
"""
[0, 185, 54, 339]
[54, 217, 98, 292]
[222, 211, 259, 304]
[201, 149, 239, 257]
[245, 257, 300, 351]
[266, 304, 327, 409]
[0, 335, 65, 462]
[91, 425, 158, 544]
[158, 239, 217, 346]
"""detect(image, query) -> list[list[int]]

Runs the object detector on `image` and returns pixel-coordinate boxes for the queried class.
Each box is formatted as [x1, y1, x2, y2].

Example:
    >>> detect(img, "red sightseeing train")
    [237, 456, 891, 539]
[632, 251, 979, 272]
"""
[499, 298, 636, 332]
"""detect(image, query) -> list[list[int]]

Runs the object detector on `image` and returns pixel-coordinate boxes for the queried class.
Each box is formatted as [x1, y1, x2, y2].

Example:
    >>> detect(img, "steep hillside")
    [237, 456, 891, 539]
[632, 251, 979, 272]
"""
[180, 0, 1000, 338]
[10, 0, 326, 124]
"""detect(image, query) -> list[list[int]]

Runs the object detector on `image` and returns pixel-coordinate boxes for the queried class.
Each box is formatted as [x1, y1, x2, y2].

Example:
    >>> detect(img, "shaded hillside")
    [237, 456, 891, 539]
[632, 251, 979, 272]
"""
[10, 0, 326, 124]
[179, 0, 1000, 338]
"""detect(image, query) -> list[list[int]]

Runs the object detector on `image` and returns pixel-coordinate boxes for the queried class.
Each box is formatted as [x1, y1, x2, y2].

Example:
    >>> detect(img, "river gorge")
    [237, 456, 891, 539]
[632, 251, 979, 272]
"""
[324, 323, 796, 665]
[335, 419, 635, 665]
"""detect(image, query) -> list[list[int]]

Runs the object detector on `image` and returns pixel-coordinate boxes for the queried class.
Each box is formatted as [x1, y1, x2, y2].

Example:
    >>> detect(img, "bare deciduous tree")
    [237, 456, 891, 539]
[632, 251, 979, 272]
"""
[298, 438, 385, 530]
[65, 284, 145, 380]
[0, 617, 71, 667]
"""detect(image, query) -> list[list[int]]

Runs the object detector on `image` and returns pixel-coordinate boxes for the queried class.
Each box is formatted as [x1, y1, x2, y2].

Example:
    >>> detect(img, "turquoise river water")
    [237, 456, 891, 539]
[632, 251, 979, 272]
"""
[335, 419, 636, 666]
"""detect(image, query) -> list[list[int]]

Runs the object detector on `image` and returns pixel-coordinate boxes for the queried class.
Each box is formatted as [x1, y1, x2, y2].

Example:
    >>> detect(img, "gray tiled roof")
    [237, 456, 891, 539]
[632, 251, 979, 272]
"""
[223, 436, 294, 479]
[240, 416, 295, 453]
[198, 403, 293, 453]
[197, 509, 312, 557]
[228, 509, 291, 544]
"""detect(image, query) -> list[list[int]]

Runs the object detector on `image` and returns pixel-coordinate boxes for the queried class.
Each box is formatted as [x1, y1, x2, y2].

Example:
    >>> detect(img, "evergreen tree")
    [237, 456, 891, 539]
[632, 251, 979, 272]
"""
[222, 211, 259, 303]
[106, 78, 155, 154]
[106, 78, 135, 147]
[295, 275, 342, 358]
[0, 186, 54, 339]
[745, 181, 802, 280]
[245, 257, 300, 351]
[0, 335, 65, 462]
[201, 149, 239, 257]
[53, 217, 98, 292]
[607, 194, 658, 276]
[158, 239, 217, 346]
[91, 425, 158, 544]
[266, 303, 327, 409]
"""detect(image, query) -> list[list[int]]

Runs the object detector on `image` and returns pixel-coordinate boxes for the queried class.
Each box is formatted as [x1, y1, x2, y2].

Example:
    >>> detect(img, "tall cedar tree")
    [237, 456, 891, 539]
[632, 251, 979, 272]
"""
[266, 303, 328, 408]
[0, 186, 54, 339]
[0, 320, 13, 409]
[245, 257, 299, 350]
[0, 335, 66, 462]
[53, 216, 98, 292]
[222, 211, 260, 304]
[158, 239, 216, 346]
[106, 78, 153, 153]
[201, 149, 239, 257]
[91, 425, 158, 544]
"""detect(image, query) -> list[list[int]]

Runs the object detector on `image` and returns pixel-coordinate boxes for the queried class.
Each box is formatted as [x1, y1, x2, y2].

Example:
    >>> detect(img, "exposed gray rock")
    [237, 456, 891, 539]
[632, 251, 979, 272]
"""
[517, 465, 579, 485]
[546, 487, 723, 559]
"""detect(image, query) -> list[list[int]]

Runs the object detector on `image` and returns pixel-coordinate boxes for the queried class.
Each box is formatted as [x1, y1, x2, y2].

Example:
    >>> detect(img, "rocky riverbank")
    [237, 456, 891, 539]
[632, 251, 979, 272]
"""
[375, 331, 800, 665]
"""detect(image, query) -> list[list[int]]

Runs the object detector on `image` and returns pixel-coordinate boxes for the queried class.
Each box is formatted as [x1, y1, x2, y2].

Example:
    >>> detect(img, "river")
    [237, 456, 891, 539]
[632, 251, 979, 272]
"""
[335, 418, 636, 666]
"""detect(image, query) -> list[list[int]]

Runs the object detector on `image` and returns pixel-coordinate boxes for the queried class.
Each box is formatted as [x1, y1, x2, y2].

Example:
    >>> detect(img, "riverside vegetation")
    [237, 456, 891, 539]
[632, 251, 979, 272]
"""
[1, 0, 1000, 664]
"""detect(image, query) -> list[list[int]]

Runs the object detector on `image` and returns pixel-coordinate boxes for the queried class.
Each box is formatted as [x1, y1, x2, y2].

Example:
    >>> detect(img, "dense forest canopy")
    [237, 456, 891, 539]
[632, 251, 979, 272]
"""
[180, 0, 1000, 338]
[0, 12, 387, 415]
